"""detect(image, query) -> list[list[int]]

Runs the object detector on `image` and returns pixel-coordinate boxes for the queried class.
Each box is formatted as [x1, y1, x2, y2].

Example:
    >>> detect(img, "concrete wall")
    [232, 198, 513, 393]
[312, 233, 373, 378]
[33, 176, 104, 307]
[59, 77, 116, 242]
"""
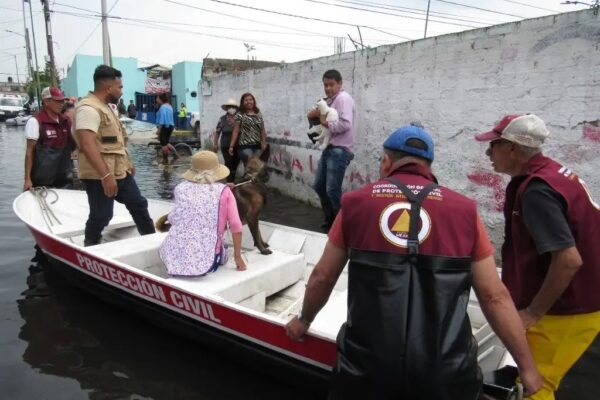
[200, 9, 600, 247]
[61, 54, 146, 103]
[172, 61, 202, 113]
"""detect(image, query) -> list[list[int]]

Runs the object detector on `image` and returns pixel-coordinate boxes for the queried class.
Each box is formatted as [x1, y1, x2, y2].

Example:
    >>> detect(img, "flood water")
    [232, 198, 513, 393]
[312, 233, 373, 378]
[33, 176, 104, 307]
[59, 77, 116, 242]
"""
[0, 124, 598, 399]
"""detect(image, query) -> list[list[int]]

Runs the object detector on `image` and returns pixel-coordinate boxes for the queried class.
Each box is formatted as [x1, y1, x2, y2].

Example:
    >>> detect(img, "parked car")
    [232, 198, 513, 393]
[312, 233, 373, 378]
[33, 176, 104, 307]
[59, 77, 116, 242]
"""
[0, 93, 26, 122]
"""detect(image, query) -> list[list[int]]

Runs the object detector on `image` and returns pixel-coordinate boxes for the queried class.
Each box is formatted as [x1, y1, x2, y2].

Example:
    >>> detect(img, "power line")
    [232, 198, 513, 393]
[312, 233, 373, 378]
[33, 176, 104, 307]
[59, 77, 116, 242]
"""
[499, 0, 560, 13]
[434, 0, 526, 18]
[55, 1, 351, 41]
[174, 0, 411, 39]
[52, 10, 331, 53]
[52, 3, 343, 40]
[0, 46, 26, 52]
[65, 0, 120, 64]
[335, 0, 505, 24]
[305, 0, 485, 28]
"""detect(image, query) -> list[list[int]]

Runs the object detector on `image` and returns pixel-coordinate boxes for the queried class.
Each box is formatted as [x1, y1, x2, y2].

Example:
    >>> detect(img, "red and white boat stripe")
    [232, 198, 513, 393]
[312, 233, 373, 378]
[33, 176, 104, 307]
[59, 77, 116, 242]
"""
[30, 227, 338, 370]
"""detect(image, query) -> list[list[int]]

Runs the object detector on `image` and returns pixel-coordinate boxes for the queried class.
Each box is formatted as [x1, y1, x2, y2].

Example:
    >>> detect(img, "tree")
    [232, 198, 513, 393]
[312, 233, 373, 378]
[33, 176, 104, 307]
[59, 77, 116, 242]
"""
[25, 61, 54, 103]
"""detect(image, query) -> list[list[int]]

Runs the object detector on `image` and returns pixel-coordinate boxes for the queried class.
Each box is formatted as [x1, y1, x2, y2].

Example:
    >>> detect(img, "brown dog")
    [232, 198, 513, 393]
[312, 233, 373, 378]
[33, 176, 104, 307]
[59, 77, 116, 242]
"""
[156, 146, 272, 255]
[232, 148, 271, 255]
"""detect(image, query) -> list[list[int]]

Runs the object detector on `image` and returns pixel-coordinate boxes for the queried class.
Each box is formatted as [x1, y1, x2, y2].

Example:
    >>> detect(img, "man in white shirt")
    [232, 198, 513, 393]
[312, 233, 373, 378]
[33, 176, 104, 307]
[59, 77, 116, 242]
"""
[23, 86, 74, 191]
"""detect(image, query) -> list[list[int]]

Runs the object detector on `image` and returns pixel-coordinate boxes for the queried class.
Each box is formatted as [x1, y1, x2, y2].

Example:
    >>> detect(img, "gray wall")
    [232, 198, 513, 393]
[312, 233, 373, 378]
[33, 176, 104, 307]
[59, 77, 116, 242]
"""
[201, 9, 600, 249]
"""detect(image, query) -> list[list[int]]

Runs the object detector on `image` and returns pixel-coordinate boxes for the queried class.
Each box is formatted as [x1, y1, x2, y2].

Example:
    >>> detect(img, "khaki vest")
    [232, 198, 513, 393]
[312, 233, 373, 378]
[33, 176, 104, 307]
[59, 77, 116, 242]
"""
[74, 93, 132, 179]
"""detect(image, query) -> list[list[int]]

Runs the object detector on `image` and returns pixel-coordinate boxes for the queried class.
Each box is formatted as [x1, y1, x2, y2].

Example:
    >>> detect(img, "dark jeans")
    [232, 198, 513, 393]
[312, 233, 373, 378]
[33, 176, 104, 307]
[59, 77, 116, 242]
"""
[159, 125, 174, 146]
[313, 146, 354, 224]
[237, 144, 261, 165]
[82, 174, 156, 246]
[178, 116, 187, 129]
[221, 147, 240, 183]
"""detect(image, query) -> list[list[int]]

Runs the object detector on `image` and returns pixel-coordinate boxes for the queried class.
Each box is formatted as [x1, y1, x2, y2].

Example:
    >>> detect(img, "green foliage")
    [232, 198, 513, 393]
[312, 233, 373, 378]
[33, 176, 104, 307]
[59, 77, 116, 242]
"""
[25, 62, 54, 101]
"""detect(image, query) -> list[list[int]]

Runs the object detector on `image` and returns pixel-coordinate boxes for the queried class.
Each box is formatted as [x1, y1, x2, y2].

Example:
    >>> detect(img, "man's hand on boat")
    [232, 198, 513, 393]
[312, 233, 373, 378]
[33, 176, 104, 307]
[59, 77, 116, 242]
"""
[23, 179, 33, 192]
[520, 364, 544, 397]
[102, 174, 118, 197]
[285, 316, 310, 341]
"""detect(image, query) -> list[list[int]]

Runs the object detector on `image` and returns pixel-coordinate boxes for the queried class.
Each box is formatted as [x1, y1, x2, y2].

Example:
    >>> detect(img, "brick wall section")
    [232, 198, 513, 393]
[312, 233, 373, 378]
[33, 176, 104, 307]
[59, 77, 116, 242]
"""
[200, 9, 600, 248]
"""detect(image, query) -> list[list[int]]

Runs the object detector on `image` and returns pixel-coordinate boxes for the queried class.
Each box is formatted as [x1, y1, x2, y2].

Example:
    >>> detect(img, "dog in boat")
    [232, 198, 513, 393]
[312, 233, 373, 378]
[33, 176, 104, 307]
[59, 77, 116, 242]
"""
[306, 98, 338, 150]
[156, 146, 272, 255]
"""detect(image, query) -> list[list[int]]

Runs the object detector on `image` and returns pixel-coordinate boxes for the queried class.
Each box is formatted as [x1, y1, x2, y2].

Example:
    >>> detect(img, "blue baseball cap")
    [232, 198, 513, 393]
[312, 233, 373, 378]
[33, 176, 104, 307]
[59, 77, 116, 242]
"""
[383, 124, 434, 161]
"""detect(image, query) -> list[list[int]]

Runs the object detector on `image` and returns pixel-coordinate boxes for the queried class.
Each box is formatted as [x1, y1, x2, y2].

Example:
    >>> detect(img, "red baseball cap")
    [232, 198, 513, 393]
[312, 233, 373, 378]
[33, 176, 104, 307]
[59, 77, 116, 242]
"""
[41, 86, 66, 101]
[475, 114, 549, 148]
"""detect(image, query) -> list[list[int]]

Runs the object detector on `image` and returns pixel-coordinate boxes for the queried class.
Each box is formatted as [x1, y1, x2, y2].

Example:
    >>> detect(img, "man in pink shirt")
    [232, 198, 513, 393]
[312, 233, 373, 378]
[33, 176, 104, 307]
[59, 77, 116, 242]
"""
[307, 70, 355, 231]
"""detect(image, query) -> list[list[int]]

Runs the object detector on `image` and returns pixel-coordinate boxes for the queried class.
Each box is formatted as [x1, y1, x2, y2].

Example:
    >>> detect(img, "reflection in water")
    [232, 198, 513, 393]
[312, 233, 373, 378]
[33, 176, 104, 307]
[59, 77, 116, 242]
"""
[18, 260, 320, 400]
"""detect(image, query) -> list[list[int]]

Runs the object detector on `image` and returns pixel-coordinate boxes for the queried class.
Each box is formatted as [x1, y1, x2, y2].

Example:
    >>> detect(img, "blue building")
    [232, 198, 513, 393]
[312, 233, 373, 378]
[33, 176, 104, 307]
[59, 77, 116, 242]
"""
[171, 61, 202, 113]
[62, 55, 202, 126]
[61, 54, 146, 105]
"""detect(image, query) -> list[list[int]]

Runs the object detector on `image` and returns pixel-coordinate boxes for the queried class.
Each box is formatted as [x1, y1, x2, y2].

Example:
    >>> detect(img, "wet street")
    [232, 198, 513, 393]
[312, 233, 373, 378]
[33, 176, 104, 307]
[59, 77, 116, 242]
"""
[0, 124, 598, 399]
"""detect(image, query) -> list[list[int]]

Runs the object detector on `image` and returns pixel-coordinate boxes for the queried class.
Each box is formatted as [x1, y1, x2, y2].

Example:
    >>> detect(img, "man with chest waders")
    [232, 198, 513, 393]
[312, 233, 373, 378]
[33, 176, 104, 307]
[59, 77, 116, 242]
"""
[286, 124, 542, 399]
[23, 86, 75, 191]
[74, 65, 155, 247]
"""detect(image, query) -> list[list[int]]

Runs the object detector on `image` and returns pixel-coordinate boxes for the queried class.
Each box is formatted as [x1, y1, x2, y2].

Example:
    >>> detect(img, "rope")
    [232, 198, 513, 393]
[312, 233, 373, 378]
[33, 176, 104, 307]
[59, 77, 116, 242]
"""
[233, 179, 253, 187]
[31, 187, 63, 233]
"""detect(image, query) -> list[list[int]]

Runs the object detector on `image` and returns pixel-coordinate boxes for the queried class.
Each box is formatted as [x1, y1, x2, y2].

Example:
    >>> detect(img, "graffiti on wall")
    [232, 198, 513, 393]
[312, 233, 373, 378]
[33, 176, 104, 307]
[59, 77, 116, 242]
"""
[267, 136, 373, 186]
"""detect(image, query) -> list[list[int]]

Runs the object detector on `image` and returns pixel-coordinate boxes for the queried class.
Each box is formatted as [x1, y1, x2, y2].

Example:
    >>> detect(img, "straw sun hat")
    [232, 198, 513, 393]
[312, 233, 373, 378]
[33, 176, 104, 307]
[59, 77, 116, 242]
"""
[221, 98, 239, 111]
[182, 151, 230, 183]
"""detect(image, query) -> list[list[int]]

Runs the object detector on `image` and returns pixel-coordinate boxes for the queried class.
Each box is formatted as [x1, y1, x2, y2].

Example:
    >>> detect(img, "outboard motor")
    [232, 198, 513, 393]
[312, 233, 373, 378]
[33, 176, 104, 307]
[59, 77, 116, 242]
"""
[482, 366, 523, 400]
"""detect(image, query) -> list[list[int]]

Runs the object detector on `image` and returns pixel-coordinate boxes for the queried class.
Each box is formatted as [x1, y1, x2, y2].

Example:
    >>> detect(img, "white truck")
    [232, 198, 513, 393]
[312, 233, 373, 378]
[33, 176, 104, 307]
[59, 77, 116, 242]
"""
[0, 93, 27, 122]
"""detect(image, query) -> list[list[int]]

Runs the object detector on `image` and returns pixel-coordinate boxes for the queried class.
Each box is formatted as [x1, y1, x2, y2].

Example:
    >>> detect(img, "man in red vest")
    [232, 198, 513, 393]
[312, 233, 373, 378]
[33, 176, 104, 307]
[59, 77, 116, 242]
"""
[475, 114, 600, 400]
[23, 86, 74, 191]
[286, 124, 541, 399]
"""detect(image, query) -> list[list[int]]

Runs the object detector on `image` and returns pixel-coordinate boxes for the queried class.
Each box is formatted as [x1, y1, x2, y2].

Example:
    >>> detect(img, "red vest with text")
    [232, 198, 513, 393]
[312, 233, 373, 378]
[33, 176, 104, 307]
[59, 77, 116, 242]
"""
[35, 109, 72, 148]
[334, 164, 482, 400]
[502, 153, 600, 315]
[342, 164, 479, 257]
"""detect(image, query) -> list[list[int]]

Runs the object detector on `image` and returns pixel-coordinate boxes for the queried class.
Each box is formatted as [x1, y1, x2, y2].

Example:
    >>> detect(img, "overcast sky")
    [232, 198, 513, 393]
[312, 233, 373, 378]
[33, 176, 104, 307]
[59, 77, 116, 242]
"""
[0, 0, 589, 83]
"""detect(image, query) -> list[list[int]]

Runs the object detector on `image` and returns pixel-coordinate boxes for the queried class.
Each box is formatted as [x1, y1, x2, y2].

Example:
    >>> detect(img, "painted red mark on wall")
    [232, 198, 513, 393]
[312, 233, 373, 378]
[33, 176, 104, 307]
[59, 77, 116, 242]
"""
[583, 123, 600, 142]
[268, 147, 372, 185]
[349, 170, 366, 185]
[467, 171, 504, 211]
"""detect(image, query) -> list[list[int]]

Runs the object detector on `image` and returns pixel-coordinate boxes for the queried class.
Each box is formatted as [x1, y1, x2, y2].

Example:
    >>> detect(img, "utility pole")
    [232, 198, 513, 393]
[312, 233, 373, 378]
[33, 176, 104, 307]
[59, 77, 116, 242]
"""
[424, 0, 431, 38]
[42, 0, 58, 85]
[101, 0, 113, 66]
[20, 3, 33, 83]
[26, 0, 41, 108]
[11, 54, 20, 84]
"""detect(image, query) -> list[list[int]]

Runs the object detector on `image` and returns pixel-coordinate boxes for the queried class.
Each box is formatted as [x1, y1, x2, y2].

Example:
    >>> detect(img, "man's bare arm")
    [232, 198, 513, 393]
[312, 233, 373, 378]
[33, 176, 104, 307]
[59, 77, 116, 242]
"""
[76, 129, 117, 197]
[285, 241, 347, 340]
[523, 246, 582, 324]
[472, 255, 542, 396]
[23, 139, 36, 191]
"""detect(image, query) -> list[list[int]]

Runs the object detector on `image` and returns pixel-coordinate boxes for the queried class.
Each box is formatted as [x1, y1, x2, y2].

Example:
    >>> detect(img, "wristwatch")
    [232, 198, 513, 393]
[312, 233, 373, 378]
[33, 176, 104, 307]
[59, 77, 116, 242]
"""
[297, 311, 312, 326]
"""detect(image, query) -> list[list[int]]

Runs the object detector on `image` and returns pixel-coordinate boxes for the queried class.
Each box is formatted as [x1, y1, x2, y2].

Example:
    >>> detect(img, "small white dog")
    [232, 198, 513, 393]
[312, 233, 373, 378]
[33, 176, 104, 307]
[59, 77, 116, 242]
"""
[307, 99, 338, 150]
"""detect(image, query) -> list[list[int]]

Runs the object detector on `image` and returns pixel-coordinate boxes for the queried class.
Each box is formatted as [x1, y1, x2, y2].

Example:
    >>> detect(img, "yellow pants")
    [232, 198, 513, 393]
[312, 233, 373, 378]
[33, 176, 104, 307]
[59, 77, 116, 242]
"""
[525, 310, 600, 400]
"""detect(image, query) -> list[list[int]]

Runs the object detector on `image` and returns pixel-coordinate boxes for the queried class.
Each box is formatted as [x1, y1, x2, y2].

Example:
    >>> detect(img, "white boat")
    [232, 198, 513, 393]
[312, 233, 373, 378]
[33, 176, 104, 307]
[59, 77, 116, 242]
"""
[5, 114, 31, 126]
[13, 188, 521, 399]
[120, 117, 158, 143]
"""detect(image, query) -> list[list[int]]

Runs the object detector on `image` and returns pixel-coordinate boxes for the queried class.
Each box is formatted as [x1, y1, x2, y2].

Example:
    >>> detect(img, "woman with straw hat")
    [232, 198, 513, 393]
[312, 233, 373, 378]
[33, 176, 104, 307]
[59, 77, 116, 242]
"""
[159, 151, 246, 276]
[213, 98, 240, 182]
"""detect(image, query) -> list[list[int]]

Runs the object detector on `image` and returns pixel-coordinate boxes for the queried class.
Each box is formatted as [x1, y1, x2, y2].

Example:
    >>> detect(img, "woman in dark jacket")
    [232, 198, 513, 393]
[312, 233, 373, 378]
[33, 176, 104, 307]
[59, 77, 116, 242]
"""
[213, 98, 240, 182]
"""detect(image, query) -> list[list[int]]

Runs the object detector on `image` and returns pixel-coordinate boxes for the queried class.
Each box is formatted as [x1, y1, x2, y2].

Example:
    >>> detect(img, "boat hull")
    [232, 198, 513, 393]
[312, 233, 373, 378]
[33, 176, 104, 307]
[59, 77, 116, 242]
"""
[27, 223, 335, 393]
[44, 253, 331, 393]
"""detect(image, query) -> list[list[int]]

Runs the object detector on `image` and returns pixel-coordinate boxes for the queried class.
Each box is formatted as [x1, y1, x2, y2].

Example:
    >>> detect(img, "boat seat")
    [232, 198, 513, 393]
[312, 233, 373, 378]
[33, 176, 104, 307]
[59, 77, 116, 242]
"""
[53, 215, 136, 238]
[87, 231, 306, 309]
[171, 249, 306, 306]
[310, 289, 348, 337]
[87, 232, 168, 267]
